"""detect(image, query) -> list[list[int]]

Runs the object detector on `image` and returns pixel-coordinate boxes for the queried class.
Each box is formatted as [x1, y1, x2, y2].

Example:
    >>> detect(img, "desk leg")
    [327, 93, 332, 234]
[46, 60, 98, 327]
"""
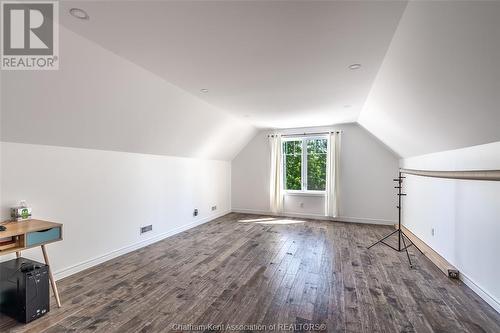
[16, 251, 21, 258]
[41, 245, 62, 308]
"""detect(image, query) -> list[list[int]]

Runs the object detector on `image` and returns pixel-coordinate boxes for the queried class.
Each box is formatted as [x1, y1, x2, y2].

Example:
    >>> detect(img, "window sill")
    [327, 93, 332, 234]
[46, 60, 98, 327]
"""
[284, 191, 326, 197]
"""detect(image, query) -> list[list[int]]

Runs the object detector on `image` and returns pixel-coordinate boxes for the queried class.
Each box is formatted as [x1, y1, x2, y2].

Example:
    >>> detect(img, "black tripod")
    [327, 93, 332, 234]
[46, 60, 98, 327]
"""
[368, 171, 423, 267]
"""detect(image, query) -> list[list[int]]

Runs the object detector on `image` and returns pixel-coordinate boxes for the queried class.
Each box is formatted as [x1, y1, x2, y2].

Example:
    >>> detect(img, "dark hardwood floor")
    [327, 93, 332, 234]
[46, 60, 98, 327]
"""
[1, 213, 499, 332]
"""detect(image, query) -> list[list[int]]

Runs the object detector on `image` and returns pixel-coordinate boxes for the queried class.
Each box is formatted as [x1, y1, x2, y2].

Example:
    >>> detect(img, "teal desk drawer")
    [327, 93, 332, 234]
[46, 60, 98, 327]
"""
[26, 227, 61, 247]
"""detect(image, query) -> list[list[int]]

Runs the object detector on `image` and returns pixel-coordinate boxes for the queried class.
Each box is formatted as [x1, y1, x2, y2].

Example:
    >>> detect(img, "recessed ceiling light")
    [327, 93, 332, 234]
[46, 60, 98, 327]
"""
[69, 8, 89, 20]
[200, 89, 209, 93]
[343, 105, 352, 108]
[348, 63, 362, 70]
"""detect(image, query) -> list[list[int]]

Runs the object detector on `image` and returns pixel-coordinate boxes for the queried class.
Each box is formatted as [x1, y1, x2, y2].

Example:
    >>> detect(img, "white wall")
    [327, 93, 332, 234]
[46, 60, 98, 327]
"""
[401, 141, 500, 312]
[0, 142, 231, 279]
[232, 123, 399, 224]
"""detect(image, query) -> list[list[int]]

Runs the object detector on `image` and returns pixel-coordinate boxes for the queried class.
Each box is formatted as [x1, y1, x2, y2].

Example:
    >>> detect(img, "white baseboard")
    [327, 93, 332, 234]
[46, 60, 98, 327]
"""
[460, 271, 500, 314]
[53, 210, 230, 281]
[231, 208, 395, 225]
[334, 216, 395, 225]
[232, 208, 329, 220]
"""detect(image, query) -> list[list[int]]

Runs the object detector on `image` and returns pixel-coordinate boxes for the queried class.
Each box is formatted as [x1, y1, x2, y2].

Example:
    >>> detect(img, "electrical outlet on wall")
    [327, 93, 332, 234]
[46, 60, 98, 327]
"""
[140, 225, 153, 234]
[431, 228, 435, 236]
[299, 202, 304, 208]
[193, 209, 198, 217]
[211, 205, 217, 211]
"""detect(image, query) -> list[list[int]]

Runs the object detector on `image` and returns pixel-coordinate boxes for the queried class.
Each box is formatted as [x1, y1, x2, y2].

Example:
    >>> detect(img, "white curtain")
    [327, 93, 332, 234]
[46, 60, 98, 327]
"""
[326, 132, 341, 218]
[269, 134, 283, 214]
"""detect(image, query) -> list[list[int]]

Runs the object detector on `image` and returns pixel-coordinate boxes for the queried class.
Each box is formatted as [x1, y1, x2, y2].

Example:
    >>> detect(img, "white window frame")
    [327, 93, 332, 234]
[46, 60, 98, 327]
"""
[282, 135, 328, 195]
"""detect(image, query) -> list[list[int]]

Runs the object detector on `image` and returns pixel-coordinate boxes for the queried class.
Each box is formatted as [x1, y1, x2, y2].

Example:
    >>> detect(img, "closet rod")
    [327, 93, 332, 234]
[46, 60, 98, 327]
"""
[400, 168, 500, 181]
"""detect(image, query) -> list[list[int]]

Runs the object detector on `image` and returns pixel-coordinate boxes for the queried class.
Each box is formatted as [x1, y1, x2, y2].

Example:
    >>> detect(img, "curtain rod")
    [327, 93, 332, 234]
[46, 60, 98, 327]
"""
[268, 131, 342, 138]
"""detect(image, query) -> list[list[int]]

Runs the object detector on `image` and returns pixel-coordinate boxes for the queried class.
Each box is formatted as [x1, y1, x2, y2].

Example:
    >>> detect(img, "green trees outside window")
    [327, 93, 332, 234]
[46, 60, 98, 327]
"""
[283, 140, 302, 190]
[307, 139, 327, 190]
[283, 138, 327, 191]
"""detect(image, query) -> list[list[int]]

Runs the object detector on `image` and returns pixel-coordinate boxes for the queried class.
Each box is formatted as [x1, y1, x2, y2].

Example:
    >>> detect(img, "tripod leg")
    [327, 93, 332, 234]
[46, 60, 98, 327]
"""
[401, 231, 425, 255]
[401, 234, 413, 268]
[368, 229, 399, 249]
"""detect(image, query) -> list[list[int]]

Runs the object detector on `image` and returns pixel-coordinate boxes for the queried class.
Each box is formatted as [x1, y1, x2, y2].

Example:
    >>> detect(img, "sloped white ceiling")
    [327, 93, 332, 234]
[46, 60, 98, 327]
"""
[57, 0, 407, 129]
[2, 1, 499, 160]
[1, 25, 256, 161]
[359, 1, 500, 158]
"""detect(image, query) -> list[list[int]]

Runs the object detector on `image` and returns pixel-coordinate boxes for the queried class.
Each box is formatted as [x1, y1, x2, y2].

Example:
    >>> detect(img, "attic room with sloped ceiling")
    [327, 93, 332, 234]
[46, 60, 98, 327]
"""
[0, 1, 499, 332]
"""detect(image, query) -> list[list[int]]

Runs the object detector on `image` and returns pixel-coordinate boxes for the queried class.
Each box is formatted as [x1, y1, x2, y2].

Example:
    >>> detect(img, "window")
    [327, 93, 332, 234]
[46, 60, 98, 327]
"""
[283, 140, 302, 190]
[282, 137, 328, 192]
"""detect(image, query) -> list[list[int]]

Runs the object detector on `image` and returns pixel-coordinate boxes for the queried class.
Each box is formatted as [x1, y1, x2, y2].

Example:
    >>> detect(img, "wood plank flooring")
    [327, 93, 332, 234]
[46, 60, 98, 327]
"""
[1, 213, 499, 332]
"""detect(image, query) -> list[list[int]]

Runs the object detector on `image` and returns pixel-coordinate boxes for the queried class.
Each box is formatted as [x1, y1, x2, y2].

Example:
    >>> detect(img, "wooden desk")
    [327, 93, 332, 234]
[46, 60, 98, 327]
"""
[0, 219, 63, 308]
